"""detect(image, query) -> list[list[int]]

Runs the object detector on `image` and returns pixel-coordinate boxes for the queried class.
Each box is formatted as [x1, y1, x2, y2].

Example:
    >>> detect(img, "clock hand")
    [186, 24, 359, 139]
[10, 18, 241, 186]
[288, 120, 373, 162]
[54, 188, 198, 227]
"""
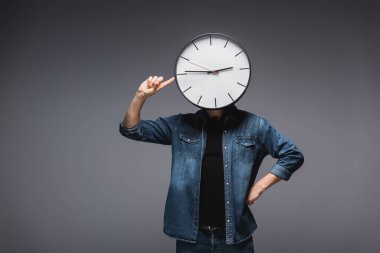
[188, 61, 213, 72]
[207, 67, 233, 74]
[184, 67, 234, 74]
[185, 70, 210, 73]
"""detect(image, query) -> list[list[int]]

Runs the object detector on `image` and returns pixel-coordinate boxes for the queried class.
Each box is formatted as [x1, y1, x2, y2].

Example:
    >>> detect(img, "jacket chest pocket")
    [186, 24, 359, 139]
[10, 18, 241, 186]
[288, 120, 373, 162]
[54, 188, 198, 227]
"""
[233, 136, 256, 163]
[179, 133, 201, 158]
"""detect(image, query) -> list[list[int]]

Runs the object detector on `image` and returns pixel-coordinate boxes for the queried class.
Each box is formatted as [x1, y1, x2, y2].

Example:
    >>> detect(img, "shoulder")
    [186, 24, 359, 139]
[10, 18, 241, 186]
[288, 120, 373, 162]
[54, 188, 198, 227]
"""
[157, 110, 199, 123]
[163, 110, 202, 131]
[234, 107, 268, 126]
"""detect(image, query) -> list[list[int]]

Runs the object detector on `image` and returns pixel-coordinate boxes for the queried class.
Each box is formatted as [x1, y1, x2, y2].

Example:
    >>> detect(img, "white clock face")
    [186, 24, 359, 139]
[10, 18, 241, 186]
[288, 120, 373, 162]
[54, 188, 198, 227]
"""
[175, 33, 251, 109]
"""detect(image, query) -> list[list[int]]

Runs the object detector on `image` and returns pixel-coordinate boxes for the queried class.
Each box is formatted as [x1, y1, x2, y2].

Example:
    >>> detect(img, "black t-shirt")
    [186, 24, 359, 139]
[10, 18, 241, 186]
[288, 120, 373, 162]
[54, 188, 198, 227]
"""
[199, 117, 226, 227]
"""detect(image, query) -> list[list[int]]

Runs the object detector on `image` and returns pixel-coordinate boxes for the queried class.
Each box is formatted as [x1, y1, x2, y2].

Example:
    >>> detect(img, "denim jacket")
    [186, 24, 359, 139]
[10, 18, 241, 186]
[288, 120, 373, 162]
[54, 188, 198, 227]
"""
[119, 105, 304, 244]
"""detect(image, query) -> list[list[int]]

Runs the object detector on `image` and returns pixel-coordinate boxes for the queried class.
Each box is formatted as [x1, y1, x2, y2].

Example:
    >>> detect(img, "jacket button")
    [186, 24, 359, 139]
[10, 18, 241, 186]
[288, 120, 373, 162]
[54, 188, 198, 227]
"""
[226, 182, 229, 186]
[227, 219, 230, 223]
[227, 201, 230, 204]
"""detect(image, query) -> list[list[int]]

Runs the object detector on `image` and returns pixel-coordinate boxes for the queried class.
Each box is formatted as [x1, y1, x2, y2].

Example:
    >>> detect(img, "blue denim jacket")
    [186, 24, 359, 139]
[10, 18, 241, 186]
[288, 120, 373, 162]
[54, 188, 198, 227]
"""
[119, 105, 304, 244]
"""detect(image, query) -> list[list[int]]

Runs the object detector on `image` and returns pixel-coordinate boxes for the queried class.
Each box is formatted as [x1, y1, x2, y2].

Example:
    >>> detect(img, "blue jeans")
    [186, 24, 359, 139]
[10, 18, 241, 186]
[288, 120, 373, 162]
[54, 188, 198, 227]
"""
[176, 226, 254, 253]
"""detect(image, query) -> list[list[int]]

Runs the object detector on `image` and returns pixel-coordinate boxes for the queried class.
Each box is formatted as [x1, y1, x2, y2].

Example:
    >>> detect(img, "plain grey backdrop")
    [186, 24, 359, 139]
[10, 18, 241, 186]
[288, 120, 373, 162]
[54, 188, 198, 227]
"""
[1, 0, 379, 252]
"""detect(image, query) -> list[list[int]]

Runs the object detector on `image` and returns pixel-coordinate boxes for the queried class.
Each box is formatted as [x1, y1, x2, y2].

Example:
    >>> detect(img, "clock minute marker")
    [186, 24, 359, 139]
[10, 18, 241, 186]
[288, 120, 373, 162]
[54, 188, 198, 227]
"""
[180, 56, 190, 61]
[240, 67, 250, 70]
[214, 98, 217, 108]
[177, 73, 187, 75]
[235, 50, 243, 57]
[183, 86, 192, 93]
[228, 93, 234, 101]
[237, 82, 246, 87]
[192, 41, 199, 50]
[197, 95, 202, 105]
[210, 34, 212, 45]
[224, 38, 230, 48]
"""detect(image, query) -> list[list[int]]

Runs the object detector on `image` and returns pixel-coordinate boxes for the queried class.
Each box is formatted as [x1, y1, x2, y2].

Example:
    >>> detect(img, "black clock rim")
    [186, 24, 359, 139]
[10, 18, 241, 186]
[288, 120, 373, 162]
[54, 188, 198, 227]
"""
[174, 32, 252, 110]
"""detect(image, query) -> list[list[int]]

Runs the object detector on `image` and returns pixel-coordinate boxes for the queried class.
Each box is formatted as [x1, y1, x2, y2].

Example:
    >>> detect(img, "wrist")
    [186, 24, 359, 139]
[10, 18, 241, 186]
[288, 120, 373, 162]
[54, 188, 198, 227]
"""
[253, 182, 266, 194]
[135, 90, 148, 101]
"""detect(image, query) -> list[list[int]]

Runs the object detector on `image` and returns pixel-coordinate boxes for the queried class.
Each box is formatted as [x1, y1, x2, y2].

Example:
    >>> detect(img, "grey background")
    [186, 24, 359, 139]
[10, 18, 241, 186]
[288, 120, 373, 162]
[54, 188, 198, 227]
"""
[1, 0, 379, 252]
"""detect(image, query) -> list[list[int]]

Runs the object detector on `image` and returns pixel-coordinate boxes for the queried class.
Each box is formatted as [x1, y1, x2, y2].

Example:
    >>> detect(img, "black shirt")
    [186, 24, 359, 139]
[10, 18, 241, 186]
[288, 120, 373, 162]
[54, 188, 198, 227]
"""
[199, 117, 226, 227]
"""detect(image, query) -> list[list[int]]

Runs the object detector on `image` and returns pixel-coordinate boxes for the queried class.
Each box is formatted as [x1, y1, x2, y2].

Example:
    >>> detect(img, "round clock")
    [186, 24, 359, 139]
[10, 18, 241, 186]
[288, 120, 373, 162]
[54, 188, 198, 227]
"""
[174, 33, 251, 109]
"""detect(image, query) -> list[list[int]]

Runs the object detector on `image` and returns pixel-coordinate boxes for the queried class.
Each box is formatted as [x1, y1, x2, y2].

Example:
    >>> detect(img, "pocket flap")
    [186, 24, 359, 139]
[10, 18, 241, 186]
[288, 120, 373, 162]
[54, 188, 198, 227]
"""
[235, 136, 256, 147]
[179, 133, 201, 143]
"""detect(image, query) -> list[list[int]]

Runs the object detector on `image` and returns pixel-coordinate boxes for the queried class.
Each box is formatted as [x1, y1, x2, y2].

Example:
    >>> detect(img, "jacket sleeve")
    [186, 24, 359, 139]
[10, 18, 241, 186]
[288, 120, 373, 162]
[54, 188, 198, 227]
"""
[118, 114, 180, 145]
[258, 118, 304, 181]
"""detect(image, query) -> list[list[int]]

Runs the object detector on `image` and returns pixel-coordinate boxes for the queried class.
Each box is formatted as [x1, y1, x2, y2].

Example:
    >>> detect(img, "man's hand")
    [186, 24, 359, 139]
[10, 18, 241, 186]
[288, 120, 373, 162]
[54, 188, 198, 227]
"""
[123, 75, 175, 129]
[245, 173, 282, 206]
[136, 76, 175, 99]
[246, 183, 265, 206]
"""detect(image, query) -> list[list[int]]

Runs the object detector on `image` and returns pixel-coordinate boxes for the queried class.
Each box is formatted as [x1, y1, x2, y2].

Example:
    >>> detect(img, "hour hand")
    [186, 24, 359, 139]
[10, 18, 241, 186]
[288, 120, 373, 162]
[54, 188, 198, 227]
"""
[184, 67, 233, 74]
[209, 67, 233, 73]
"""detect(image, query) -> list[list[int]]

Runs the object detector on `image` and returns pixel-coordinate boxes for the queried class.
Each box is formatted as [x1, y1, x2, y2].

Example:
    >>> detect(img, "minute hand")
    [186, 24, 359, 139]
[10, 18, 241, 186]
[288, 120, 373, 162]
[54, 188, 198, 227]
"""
[184, 67, 234, 74]
[185, 70, 209, 72]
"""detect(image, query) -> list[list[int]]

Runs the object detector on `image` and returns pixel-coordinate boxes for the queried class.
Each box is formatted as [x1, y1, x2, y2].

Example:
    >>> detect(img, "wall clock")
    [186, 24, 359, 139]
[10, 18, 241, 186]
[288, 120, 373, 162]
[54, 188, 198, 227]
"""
[174, 33, 251, 109]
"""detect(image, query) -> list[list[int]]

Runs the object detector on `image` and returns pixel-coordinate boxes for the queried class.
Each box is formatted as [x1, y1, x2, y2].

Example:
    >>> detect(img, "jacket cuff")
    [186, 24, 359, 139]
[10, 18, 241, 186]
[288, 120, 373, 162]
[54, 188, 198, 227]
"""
[269, 164, 292, 181]
[119, 121, 140, 135]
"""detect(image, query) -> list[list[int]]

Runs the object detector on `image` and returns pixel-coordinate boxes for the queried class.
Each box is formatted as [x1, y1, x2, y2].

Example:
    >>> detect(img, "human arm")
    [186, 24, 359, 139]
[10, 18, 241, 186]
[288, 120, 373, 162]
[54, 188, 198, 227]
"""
[246, 118, 304, 205]
[123, 75, 175, 128]
[246, 173, 282, 205]
[119, 75, 178, 144]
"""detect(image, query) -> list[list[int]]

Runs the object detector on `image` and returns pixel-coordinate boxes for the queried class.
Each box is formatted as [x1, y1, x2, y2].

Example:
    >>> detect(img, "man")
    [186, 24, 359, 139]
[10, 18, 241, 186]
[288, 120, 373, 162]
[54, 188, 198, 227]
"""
[119, 75, 304, 253]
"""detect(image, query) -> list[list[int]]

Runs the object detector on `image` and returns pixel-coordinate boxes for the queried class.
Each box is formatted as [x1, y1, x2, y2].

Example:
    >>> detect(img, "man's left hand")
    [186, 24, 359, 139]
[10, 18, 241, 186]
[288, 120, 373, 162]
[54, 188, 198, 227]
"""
[245, 173, 283, 206]
[245, 184, 265, 206]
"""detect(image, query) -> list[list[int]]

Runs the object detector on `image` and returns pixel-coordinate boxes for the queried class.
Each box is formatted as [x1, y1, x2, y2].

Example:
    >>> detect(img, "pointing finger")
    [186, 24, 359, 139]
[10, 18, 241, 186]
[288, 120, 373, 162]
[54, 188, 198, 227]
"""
[157, 77, 175, 91]
[161, 77, 176, 86]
